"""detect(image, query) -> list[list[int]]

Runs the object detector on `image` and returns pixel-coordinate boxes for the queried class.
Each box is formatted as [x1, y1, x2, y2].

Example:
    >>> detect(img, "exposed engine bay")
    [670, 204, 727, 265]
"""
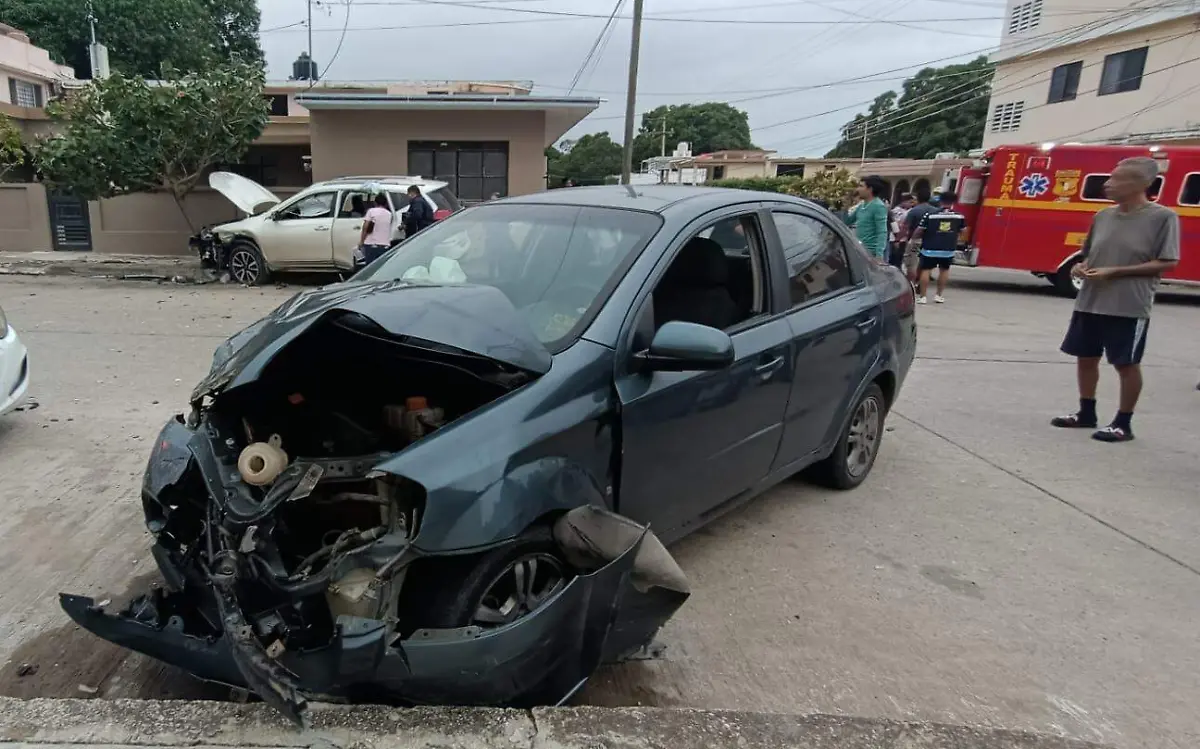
[60, 286, 691, 725]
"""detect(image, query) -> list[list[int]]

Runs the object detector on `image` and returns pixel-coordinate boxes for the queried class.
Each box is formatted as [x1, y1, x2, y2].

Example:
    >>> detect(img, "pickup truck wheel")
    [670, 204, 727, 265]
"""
[810, 383, 886, 490]
[228, 242, 271, 286]
[421, 526, 569, 630]
[1051, 257, 1083, 298]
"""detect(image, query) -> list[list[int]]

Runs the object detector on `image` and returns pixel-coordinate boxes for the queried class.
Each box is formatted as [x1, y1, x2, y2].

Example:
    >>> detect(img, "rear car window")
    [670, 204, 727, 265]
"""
[428, 188, 462, 212]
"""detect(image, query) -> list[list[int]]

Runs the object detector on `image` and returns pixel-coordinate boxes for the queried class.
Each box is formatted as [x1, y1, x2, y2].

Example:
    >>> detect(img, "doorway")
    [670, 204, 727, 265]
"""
[47, 194, 92, 251]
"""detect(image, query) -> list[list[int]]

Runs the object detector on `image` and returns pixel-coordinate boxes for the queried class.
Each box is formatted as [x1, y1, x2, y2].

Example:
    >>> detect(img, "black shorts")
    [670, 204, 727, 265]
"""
[1060, 311, 1149, 366]
[918, 254, 953, 271]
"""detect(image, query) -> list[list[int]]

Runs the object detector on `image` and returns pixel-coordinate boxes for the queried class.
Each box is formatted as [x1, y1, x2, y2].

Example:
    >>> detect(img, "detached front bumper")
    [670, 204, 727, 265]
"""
[62, 523, 672, 723]
[61, 418, 689, 724]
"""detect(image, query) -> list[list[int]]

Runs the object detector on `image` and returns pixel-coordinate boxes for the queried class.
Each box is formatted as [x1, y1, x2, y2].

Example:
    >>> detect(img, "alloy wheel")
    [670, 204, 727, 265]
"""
[845, 395, 881, 479]
[471, 553, 566, 627]
[229, 249, 260, 285]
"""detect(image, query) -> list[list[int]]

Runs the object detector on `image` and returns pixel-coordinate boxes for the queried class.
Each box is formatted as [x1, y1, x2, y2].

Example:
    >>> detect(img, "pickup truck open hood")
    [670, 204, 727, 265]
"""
[193, 280, 553, 402]
[209, 171, 281, 215]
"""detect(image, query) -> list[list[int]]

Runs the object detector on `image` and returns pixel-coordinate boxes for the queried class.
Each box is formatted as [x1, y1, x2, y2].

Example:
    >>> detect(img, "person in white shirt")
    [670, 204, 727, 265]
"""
[357, 194, 394, 268]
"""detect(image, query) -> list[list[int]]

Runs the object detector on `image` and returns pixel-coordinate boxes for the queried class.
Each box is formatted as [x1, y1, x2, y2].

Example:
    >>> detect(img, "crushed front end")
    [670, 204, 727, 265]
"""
[61, 292, 690, 724]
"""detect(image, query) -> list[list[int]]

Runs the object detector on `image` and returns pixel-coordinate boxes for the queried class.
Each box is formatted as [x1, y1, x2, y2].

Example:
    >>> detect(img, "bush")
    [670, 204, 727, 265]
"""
[713, 168, 859, 209]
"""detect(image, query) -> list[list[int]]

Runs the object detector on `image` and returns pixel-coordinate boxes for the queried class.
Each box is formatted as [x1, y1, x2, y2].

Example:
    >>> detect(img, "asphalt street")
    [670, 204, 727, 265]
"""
[0, 269, 1197, 748]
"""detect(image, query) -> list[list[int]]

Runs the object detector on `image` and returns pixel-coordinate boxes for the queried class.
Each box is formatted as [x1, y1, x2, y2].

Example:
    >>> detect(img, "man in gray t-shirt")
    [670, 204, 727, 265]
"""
[1051, 157, 1180, 443]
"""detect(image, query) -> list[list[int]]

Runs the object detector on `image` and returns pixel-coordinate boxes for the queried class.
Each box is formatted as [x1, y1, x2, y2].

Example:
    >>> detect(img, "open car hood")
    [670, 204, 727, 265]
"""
[194, 280, 553, 402]
[209, 171, 281, 215]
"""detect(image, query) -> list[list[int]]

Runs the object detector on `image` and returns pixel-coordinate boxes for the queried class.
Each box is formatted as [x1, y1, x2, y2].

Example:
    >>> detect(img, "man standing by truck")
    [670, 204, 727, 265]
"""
[910, 192, 964, 303]
[1051, 157, 1180, 443]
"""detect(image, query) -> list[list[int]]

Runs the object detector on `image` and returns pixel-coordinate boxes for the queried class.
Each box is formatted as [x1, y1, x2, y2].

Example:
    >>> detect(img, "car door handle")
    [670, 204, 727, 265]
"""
[856, 317, 878, 330]
[314, 226, 330, 232]
[754, 356, 785, 379]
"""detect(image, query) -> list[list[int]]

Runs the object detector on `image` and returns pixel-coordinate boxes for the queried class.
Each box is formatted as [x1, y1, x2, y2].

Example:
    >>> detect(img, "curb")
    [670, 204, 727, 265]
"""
[0, 253, 209, 284]
[0, 698, 1114, 749]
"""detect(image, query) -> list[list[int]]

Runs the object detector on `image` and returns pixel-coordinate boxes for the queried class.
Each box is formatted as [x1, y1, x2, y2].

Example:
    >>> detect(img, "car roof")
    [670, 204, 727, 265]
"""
[310, 176, 451, 191]
[499, 184, 815, 214]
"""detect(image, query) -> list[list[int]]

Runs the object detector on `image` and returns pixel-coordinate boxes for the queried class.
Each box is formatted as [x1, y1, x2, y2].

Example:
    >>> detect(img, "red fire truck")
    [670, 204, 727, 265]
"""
[946, 143, 1200, 296]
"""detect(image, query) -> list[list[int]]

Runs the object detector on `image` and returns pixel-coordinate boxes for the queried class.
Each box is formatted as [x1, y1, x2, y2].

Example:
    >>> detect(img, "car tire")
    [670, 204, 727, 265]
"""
[421, 525, 569, 630]
[810, 383, 887, 490]
[228, 241, 271, 286]
[1050, 256, 1083, 298]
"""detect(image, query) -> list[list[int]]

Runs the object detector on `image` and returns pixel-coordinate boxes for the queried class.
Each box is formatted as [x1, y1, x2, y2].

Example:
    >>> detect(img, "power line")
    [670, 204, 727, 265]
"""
[316, 0, 354, 81]
[566, 0, 626, 95]
[760, 6, 1187, 151]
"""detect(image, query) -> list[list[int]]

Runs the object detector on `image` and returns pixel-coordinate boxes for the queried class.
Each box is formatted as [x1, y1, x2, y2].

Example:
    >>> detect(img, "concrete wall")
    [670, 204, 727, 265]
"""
[0, 182, 50, 251]
[983, 16, 1200, 149]
[308, 109, 548, 194]
[88, 187, 303, 255]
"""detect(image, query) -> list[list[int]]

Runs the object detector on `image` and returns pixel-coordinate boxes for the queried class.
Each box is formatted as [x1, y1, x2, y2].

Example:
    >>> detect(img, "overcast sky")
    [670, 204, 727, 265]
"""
[257, 0, 1004, 156]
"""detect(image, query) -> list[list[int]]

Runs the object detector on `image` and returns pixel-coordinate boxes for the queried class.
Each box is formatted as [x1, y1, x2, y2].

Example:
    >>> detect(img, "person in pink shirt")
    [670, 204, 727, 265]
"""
[357, 194, 394, 268]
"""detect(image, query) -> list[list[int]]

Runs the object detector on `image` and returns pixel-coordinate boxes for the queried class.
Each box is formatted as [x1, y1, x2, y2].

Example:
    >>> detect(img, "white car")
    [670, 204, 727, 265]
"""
[193, 173, 463, 285]
[0, 304, 30, 417]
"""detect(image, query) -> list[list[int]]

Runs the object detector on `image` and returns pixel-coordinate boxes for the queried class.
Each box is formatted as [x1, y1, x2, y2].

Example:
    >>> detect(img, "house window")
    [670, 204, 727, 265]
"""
[1008, 0, 1042, 33]
[711, 166, 725, 180]
[1099, 47, 1148, 96]
[1048, 61, 1083, 104]
[776, 163, 805, 177]
[1180, 173, 1200, 206]
[990, 101, 1025, 133]
[264, 94, 289, 116]
[227, 150, 280, 187]
[8, 78, 43, 108]
[408, 141, 508, 202]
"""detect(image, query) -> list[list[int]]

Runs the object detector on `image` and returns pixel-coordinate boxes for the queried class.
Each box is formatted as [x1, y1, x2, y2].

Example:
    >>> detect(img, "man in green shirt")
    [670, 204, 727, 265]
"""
[845, 175, 889, 261]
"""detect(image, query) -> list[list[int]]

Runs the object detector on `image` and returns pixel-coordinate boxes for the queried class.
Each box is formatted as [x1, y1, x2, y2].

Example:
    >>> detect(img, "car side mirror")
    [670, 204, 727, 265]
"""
[634, 321, 735, 373]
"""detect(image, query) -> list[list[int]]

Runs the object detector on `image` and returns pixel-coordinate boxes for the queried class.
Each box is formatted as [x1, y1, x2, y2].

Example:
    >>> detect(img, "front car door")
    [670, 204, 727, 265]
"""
[765, 207, 882, 470]
[615, 207, 793, 539]
[264, 191, 337, 267]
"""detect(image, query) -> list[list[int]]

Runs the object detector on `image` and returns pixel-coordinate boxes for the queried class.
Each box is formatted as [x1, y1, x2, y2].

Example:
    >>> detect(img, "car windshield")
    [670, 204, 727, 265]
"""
[358, 203, 662, 348]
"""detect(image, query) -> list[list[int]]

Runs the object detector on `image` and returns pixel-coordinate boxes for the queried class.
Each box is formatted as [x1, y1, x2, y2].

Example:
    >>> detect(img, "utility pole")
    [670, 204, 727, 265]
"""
[658, 117, 669, 157]
[307, 0, 314, 73]
[88, 0, 96, 45]
[620, 0, 645, 186]
[860, 118, 869, 166]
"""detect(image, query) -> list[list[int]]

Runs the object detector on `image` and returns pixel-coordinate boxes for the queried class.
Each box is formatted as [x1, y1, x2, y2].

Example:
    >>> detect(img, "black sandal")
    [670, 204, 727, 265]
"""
[1051, 413, 1098, 429]
[1092, 425, 1134, 443]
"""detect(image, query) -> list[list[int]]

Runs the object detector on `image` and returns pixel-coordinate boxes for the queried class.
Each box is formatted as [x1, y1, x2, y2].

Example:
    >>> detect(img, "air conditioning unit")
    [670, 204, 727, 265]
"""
[934, 151, 957, 160]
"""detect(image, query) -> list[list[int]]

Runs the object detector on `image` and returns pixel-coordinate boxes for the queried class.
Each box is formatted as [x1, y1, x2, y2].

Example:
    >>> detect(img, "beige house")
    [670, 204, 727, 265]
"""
[1, 73, 600, 255]
[0, 23, 75, 140]
[982, 1, 1200, 149]
[687, 150, 969, 203]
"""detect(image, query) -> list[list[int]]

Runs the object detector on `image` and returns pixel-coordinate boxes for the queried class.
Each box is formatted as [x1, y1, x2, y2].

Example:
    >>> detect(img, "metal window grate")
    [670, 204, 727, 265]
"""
[1009, 0, 1042, 34]
[11, 79, 41, 108]
[990, 101, 1025, 132]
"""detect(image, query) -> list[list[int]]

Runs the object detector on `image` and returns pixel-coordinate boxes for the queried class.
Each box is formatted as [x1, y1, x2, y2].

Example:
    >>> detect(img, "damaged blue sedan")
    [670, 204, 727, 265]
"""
[61, 185, 915, 724]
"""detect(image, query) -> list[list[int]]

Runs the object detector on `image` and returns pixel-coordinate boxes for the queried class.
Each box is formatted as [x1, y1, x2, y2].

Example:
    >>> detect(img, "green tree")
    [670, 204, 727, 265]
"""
[632, 102, 754, 166]
[34, 60, 269, 227]
[546, 132, 623, 186]
[0, 114, 24, 180]
[0, 0, 262, 78]
[825, 57, 992, 160]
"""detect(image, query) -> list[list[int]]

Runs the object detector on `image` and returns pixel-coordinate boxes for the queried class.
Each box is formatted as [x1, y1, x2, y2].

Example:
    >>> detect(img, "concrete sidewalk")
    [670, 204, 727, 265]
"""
[0, 698, 1110, 749]
[0, 252, 207, 284]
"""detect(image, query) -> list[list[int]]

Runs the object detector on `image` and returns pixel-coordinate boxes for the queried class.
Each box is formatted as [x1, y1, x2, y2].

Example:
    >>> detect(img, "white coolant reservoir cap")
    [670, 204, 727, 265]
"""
[238, 434, 288, 486]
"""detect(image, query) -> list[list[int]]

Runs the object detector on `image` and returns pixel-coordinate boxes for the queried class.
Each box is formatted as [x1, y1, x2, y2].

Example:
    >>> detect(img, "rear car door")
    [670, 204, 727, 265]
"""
[616, 207, 793, 537]
[265, 191, 337, 267]
[331, 190, 370, 269]
[766, 208, 881, 469]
